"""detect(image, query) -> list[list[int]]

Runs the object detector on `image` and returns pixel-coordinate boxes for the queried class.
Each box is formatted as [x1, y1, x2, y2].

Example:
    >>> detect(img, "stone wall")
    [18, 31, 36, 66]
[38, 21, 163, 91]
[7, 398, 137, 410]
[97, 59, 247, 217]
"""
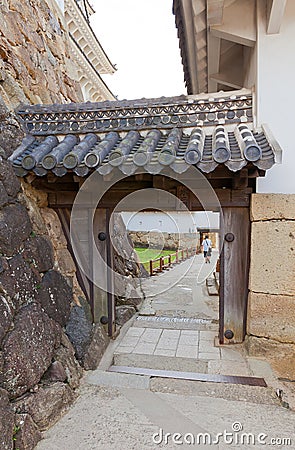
[0, 153, 111, 449]
[0, 2, 104, 447]
[128, 231, 199, 251]
[0, 0, 83, 109]
[247, 193, 295, 379]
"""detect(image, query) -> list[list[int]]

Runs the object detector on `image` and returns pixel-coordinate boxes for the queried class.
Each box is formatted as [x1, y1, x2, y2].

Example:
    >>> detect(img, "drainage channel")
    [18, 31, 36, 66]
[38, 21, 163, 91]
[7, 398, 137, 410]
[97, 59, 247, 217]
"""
[136, 316, 216, 324]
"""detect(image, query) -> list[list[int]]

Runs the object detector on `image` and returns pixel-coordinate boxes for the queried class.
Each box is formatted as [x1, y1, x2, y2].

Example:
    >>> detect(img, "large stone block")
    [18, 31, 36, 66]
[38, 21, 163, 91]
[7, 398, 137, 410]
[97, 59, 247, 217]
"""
[248, 292, 295, 343]
[250, 221, 295, 295]
[65, 297, 93, 362]
[23, 235, 54, 273]
[2, 303, 61, 398]
[0, 254, 39, 312]
[251, 194, 295, 221]
[245, 336, 295, 379]
[115, 305, 136, 326]
[53, 339, 83, 389]
[0, 203, 32, 256]
[0, 388, 14, 450]
[13, 382, 76, 431]
[82, 324, 109, 370]
[0, 160, 20, 197]
[37, 270, 72, 327]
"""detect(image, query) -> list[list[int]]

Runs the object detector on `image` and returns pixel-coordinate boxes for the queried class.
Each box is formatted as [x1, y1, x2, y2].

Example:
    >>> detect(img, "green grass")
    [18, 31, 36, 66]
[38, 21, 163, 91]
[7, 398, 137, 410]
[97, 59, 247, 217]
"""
[135, 247, 177, 272]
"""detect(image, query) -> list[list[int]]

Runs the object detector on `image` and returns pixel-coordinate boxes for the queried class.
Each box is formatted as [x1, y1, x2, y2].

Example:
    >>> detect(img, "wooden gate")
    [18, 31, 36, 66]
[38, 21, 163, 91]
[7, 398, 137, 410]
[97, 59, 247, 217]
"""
[56, 207, 116, 337]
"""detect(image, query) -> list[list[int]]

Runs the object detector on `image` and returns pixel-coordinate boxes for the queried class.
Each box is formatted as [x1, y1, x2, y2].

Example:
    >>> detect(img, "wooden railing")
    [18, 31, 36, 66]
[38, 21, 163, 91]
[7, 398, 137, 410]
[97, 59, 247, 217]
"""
[149, 247, 196, 276]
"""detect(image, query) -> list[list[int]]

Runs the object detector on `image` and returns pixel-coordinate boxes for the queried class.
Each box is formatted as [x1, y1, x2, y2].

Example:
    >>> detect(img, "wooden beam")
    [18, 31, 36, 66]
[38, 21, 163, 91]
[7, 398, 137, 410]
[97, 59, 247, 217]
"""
[48, 186, 251, 210]
[208, 34, 221, 92]
[267, 0, 287, 35]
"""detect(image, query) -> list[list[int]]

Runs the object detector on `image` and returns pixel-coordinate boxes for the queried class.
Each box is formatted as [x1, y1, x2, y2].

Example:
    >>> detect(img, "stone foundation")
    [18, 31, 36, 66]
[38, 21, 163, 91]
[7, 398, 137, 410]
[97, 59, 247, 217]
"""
[248, 194, 295, 378]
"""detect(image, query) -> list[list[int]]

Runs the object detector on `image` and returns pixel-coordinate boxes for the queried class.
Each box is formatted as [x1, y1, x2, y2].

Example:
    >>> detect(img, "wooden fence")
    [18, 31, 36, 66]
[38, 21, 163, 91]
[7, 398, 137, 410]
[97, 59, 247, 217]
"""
[149, 247, 196, 276]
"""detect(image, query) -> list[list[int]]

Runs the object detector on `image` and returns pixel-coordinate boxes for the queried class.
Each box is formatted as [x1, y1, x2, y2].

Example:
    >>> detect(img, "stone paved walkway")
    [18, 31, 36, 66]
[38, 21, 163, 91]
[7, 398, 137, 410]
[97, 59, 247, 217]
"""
[36, 252, 295, 449]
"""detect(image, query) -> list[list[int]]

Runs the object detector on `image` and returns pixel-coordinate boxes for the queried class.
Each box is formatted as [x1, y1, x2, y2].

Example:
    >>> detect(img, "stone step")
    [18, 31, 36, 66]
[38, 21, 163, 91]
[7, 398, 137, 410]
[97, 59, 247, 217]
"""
[150, 377, 280, 405]
[113, 352, 208, 373]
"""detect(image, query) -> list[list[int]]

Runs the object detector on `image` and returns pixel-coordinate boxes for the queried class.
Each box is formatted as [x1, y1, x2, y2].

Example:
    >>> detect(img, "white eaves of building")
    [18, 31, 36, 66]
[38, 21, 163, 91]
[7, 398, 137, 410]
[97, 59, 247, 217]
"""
[64, 0, 116, 102]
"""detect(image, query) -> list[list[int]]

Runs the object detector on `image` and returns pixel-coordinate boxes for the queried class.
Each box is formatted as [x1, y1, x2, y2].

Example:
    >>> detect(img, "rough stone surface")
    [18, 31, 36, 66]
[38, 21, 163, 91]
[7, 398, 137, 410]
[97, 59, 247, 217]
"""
[37, 270, 72, 327]
[251, 193, 295, 221]
[0, 294, 13, 345]
[0, 159, 21, 197]
[40, 208, 67, 249]
[116, 295, 143, 309]
[56, 247, 76, 274]
[82, 324, 109, 370]
[13, 382, 76, 431]
[42, 361, 67, 384]
[2, 303, 61, 398]
[19, 181, 48, 234]
[14, 413, 42, 450]
[248, 291, 295, 343]
[0, 203, 32, 256]
[250, 220, 295, 295]
[0, 0, 83, 109]
[0, 388, 14, 450]
[0, 116, 24, 159]
[115, 305, 137, 326]
[53, 340, 83, 389]
[65, 296, 93, 361]
[0, 254, 39, 313]
[0, 180, 8, 207]
[23, 235, 54, 273]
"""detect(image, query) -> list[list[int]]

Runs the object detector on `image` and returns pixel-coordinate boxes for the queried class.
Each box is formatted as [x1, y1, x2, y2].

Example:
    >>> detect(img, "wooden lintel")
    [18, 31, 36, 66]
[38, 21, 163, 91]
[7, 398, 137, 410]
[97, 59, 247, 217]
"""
[48, 186, 251, 210]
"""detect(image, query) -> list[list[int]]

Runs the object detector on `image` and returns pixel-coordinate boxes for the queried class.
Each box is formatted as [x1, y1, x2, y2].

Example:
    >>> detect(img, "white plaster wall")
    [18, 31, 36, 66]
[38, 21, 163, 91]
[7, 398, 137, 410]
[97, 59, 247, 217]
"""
[256, 0, 295, 194]
[121, 211, 220, 233]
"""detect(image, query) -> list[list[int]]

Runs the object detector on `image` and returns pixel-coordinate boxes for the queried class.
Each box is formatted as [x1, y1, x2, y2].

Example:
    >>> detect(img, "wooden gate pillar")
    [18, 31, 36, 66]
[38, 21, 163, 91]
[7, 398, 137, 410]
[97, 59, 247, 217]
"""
[93, 208, 116, 337]
[219, 207, 250, 343]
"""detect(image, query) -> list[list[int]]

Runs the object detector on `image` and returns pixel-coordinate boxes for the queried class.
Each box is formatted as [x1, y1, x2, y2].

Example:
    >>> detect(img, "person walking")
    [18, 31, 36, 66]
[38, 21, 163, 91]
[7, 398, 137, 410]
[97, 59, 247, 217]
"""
[202, 235, 212, 264]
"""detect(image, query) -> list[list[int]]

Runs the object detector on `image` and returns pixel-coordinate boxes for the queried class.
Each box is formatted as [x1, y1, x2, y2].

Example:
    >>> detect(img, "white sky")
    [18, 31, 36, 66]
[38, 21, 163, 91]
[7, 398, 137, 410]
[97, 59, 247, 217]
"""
[91, 0, 186, 100]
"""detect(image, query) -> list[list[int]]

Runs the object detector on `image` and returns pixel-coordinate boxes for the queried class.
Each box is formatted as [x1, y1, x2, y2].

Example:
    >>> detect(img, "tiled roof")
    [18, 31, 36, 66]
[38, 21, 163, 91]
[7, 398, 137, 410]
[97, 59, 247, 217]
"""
[10, 93, 280, 178]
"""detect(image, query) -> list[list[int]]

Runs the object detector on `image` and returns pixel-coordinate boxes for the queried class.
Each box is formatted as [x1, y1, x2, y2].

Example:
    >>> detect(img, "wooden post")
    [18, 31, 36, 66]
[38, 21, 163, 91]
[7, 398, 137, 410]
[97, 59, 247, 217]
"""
[93, 208, 116, 337]
[176, 250, 179, 263]
[160, 256, 163, 272]
[169, 254, 171, 266]
[149, 259, 153, 276]
[93, 208, 108, 325]
[219, 207, 250, 344]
